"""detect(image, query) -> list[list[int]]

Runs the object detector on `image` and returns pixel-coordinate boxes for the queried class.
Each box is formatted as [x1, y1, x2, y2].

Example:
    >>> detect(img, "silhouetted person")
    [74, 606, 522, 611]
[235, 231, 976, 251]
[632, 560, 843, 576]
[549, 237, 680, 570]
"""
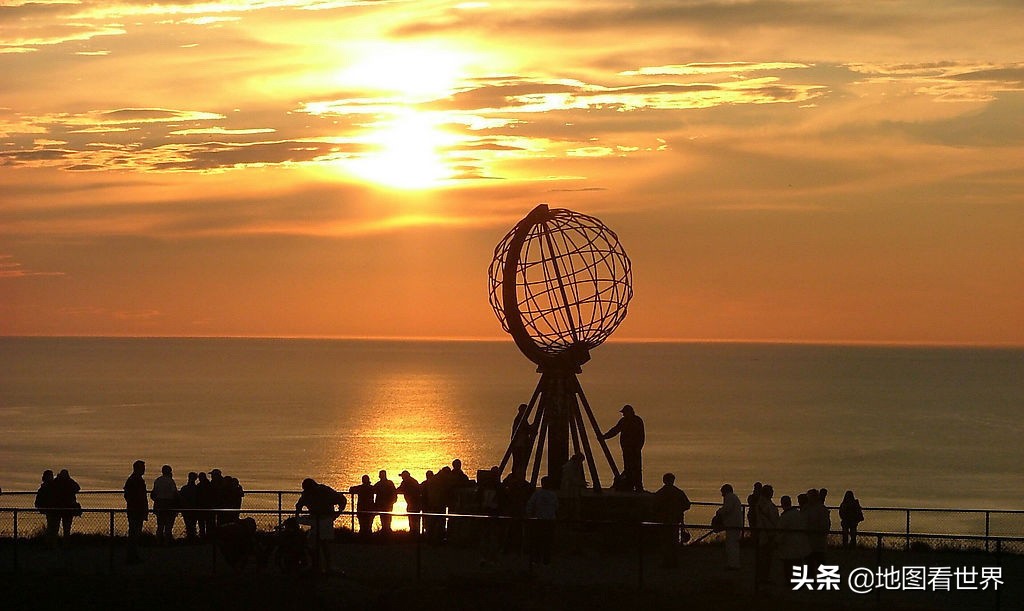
[179, 472, 200, 541]
[431, 466, 455, 542]
[839, 490, 864, 549]
[195, 471, 214, 538]
[449, 458, 471, 518]
[373, 470, 398, 536]
[35, 470, 58, 548]
[224, 476, 244, 524]
[559, 453, 586, 522]
[755, 484, 779, 587]
[422, 470, 444, 543]
[52, 469, 81, 539]
[746, 481, 763, 542]
[602, 404, 645, 492]
[525, 475, 559, 567]
[653, 473, 691, 568]
[217, 517, 258, 571]
[714, 483, 743, 570]
[777, 495, 810, 583]
[478, 466, 504, 566]
[349, 474, 376, 538]
[151, 464, 178, 544]
[510, 403, 535, 478]
[500, 472, 533, 554]
[124, 460, 148, 563]
[209, 468, 227, 526]
[295, 477, 346, 573]
[804, 488, 831, 574]
[397, 470, 423, 535]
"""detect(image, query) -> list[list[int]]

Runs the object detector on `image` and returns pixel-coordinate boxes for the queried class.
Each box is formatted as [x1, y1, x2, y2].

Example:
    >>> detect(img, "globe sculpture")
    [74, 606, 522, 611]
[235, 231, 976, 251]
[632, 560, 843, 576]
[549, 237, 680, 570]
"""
[489, 204, 633, 488]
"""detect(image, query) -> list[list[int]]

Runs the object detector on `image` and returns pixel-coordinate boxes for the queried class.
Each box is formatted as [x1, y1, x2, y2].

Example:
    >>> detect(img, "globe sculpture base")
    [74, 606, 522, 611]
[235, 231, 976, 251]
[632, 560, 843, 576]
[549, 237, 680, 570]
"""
[498, 361, 621, 490]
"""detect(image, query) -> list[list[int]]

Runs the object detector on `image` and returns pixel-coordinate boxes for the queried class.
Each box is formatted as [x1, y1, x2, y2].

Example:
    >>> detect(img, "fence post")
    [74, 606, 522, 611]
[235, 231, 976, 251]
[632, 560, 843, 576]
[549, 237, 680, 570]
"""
[985, 511, 990, 553]
[109, 510, 115, 574]
[904, 510, 910, 551]
[415, 512, 422, 581]
[636, 522, 644, 591]
[314, 515, 320, 573]
[13, 509, 18, 573]
[995, 538, 1002, 611]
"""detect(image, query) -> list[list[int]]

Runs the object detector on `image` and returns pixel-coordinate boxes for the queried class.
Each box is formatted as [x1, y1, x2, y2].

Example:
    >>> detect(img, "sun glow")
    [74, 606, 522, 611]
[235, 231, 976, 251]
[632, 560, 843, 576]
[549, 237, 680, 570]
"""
[333, 42, 471, 100]
[344, 111, 460, 189]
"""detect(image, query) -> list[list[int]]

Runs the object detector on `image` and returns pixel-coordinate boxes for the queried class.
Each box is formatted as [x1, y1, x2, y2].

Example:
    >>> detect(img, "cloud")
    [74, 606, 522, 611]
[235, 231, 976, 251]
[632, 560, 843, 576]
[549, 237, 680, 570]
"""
[0, 254, 64, 279]
[620, 62, 811, 76]
[169, 127, 276, 135]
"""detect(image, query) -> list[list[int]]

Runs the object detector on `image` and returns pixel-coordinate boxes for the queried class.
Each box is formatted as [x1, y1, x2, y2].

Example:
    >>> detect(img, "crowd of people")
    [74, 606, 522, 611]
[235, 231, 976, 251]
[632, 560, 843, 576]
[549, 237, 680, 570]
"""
[712, 481, 865, 586]
[29, 457, 867, 580]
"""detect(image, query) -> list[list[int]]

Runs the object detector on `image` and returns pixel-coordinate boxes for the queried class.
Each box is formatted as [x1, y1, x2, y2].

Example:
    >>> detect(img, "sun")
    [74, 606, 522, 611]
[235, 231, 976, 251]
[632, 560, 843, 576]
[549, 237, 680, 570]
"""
[345, 110, 460, 190]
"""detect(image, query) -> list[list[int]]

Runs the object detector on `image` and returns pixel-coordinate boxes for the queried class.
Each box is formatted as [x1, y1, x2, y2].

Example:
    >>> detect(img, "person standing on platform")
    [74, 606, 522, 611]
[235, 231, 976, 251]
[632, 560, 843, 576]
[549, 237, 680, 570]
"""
[151, 464, 178, 544]
[52, 469, 81, 540]
[805, 488, 831, 574]
[746, 482, 763, 543]
[397, 470, 423, 535]
[349, 474, 376, 538]
[295, 477, 346, 573]
[714, 483, 743, 570]
[839, 490, 864, 549]
[755, 484, 780, 586]
[510, 403, 535, 478]
[653, 472, 691, 568]
[602, 404, 646, 492]
[373, 470, 398, 536]
[35, 470, 58, 548]
[124, 460, 148, 563]
[559, 453, 587, 522]
[525, 476, 559, 567]
[195, 471, 213, 538]
[777, 495, 810, 583]
[179, 472, 200, 541]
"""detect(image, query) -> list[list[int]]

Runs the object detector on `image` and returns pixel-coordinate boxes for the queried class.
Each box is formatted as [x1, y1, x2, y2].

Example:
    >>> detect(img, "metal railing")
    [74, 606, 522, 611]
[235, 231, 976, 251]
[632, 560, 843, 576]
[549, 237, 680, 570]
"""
[1, 505, 1020, 611]
[2, 491, 1021, 545]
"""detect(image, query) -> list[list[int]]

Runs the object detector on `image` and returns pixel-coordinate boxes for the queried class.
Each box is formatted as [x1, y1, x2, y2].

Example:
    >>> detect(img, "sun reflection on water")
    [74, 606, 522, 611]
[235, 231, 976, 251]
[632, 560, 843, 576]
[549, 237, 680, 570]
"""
[329, 372, 468, 531]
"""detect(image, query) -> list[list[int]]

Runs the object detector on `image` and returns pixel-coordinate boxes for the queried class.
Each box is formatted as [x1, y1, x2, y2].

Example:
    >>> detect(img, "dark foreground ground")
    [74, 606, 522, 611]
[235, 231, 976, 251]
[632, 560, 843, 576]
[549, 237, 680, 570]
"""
[1, 532, 1018, 611]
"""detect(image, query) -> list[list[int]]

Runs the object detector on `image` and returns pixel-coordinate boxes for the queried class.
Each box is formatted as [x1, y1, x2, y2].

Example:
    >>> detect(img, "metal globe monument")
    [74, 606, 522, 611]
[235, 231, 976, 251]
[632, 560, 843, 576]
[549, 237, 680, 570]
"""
[489, 204, 633, 488]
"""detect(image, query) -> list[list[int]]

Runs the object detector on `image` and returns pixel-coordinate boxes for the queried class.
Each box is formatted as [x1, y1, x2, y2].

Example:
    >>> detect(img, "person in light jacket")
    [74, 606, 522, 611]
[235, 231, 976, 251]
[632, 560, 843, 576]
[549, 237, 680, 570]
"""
[151, 464, 179, 544]
[776, 495, 811, 583]
[714, 483, 743, 569]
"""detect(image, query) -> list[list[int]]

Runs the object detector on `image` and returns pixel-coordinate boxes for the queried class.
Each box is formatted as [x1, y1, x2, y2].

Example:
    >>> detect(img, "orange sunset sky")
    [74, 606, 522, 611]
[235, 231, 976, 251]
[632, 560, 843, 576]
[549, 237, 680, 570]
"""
[2, 0, 1022, 344]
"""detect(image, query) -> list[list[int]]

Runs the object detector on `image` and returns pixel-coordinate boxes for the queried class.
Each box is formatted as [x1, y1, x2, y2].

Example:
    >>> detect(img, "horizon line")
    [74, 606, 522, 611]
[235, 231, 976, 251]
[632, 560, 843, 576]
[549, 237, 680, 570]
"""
[2, 333, 1022, 349]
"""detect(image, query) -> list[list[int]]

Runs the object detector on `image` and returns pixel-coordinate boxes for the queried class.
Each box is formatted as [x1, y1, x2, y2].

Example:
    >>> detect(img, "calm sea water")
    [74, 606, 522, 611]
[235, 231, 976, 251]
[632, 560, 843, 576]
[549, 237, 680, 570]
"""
[1, 337, 1021, 510]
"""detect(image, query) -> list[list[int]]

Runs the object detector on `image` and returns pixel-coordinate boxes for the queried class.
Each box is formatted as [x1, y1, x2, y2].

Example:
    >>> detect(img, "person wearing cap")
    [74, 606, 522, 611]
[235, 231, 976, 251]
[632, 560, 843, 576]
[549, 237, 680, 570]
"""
[602, 404, 646, 492]
[397, 470, 423, 535]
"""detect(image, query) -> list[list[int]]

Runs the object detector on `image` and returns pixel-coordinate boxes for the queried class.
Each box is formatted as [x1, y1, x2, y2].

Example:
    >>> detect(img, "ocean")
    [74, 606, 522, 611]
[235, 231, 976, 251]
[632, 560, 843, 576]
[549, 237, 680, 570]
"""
[1, 337, 1021, 511]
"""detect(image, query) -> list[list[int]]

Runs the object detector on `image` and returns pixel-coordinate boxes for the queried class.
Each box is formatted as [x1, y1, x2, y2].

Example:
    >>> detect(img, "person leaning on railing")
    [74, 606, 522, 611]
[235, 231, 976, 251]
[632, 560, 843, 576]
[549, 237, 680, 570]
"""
[295, 477, 346, 574]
